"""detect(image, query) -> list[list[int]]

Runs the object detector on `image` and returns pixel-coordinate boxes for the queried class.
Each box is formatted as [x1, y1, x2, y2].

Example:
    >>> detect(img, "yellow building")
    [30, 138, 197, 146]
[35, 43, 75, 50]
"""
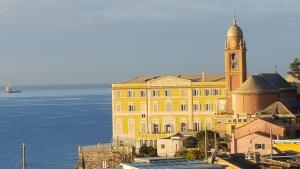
[111, 16, 248, 149]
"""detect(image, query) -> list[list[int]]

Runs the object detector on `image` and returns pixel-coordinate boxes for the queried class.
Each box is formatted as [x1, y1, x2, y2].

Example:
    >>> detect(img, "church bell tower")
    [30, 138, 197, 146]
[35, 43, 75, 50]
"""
[224, 16, 247, 113]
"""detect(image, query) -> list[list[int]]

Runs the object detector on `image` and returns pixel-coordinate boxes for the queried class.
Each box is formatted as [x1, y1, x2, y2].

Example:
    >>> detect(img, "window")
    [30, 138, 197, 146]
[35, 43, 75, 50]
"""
[116, 120, 122, 135]
[204, 89, 211, 96]
[116, 90, 121, 97]
[153, 103, 159, 112]
[180, 103, 187, 111]
[231, 53, 238, 70]
[119, 141, 124, 146]
[152, 90, 159, 97]
[128, 104, 135, 112]
[180, 89, 187, 97]
[282, 119, 292, 124]
[154, 140, 157, 147]
[194, 122, 200, 131]
[165, 102, 172, 112]
[165, 123, 174, 134]
[181, 122, 187, 132]
[150, 140, 153, 147]
[205, 103, 213, 111]
[193, 103, 200, 111]
[193, 89, 200, 96]
[231, 125, 235, 133]
[127, 90, 135, 97]
[161, 144, 165, 149]
[140, 140, 143, 146]
[255, 144, 265, 149]
[218, 99, 226, 111]
[145, 140, 148, 146]
[116, 103, 121, 112]
[213, 89, 221, 96]
[165, 90, 172, 97]
[140, 90, 146, 97]
[153, 123, 159, 134]
[206, 121, 212, 130]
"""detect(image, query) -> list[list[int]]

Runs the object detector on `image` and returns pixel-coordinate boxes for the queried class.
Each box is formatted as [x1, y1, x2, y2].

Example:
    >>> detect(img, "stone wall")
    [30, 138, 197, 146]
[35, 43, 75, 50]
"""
[75, 144, 132, 169]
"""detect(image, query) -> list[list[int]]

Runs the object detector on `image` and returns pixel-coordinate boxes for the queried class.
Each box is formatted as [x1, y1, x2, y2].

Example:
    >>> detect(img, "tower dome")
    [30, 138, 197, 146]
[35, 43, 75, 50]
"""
[227, 16, 243, 37]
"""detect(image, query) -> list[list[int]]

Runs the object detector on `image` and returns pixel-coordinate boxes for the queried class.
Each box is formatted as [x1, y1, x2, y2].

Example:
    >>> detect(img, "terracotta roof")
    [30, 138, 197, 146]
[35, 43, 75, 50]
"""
[237, 131, 274, 139]
[286, 73, 300, 82]
[123, 74, 225, 84]
[257, 100, 300, 117]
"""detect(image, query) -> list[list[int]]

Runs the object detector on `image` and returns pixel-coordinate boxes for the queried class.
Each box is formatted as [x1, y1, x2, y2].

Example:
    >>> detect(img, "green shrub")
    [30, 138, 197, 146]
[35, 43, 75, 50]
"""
[183, 137, 198, 148]
[186, 150, 200, 160]
[139, 144, 157, 157]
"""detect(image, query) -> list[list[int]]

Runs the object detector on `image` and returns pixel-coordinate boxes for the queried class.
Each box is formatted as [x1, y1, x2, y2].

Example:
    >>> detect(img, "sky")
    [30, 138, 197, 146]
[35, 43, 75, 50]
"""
[0, 0, 299, 85]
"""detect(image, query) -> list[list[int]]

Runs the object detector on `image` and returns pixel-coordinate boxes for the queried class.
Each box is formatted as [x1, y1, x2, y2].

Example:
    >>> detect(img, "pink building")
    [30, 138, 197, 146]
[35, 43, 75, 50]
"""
[231, 73, 297, 115]
[231, 118, 286, 155]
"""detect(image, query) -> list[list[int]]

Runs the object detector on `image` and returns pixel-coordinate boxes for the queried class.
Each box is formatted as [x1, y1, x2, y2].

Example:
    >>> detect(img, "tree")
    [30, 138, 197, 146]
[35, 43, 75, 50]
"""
[195, 130, 219, 160]
[183, 136, 198, 148]
[288, 58, 300, 79]
[139, 144, 157, 157]
[186, 150, 201, 160]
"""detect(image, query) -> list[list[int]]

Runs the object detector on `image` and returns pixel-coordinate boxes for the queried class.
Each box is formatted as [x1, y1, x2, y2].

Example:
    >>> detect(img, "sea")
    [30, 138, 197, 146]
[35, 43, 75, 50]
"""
[0, 84, 112, 169]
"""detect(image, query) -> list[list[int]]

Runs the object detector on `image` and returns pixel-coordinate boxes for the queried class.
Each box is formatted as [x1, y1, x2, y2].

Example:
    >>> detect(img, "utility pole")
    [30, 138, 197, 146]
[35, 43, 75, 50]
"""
[270, 130, 273, 160]
[22, 143, 26, 169]
[214, 130, 217, 152]
[205, 126, 207, 163]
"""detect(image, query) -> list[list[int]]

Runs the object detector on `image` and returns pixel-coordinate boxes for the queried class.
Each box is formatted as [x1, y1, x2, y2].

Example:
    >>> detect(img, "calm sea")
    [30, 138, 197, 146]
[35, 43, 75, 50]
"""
[0, 84, 112, 169]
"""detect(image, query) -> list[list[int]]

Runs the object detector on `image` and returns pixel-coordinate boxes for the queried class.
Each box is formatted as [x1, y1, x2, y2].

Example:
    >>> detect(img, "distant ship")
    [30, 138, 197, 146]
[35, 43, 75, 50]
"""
[5, 85, 22, 93]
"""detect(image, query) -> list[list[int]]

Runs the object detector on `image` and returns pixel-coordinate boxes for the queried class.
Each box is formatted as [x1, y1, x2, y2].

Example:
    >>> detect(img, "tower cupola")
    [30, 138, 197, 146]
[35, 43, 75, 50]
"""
[227, 16, 243, 37]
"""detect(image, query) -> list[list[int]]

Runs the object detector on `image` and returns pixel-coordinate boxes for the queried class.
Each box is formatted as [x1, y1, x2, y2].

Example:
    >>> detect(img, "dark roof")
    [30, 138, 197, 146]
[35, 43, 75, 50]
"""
[260, 73, 294, 90]
[236, 75, 277, 93]
[235, 73, 295, 93]
[218, 153, 260, 169]
[162, 133, 184, 139]
[280, 98, 300, 108]
[258, 117, 287, 128]
[123, 74, 225, 84]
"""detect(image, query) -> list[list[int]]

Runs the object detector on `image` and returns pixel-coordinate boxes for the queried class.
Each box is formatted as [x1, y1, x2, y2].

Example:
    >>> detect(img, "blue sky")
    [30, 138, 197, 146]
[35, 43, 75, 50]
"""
[0, 0, 299, 85]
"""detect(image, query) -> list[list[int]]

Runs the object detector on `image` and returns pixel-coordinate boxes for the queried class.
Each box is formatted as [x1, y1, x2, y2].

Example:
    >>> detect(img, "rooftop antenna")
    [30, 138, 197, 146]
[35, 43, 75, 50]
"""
[233, 9, 237, 25]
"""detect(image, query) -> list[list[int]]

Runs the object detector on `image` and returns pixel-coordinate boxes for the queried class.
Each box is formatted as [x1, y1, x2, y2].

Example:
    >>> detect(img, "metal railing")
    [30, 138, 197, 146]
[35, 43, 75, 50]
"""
[78, 143, 112, 152]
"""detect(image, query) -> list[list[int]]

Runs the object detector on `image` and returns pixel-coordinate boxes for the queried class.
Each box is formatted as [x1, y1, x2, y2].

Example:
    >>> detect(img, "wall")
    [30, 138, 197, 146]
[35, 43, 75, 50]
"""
[157, 138, 183, 157]
[235, 133, 272, 155]
[232, 93, 279, 115]
[234, 119, 285, 139]
[76, 145, 132, 169]
[112, 76, 226, 145]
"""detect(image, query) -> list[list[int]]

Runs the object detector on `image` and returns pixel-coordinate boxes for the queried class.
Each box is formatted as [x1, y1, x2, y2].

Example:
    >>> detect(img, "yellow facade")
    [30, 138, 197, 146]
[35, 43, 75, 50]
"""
[112, 76, 227, 147]
[111, 17, 248, 148]
[274, 140, 300, 154]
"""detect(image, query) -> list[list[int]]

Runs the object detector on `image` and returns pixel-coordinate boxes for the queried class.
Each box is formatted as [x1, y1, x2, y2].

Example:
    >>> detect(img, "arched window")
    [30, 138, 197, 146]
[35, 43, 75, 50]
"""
[231, 53, 238, 70]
